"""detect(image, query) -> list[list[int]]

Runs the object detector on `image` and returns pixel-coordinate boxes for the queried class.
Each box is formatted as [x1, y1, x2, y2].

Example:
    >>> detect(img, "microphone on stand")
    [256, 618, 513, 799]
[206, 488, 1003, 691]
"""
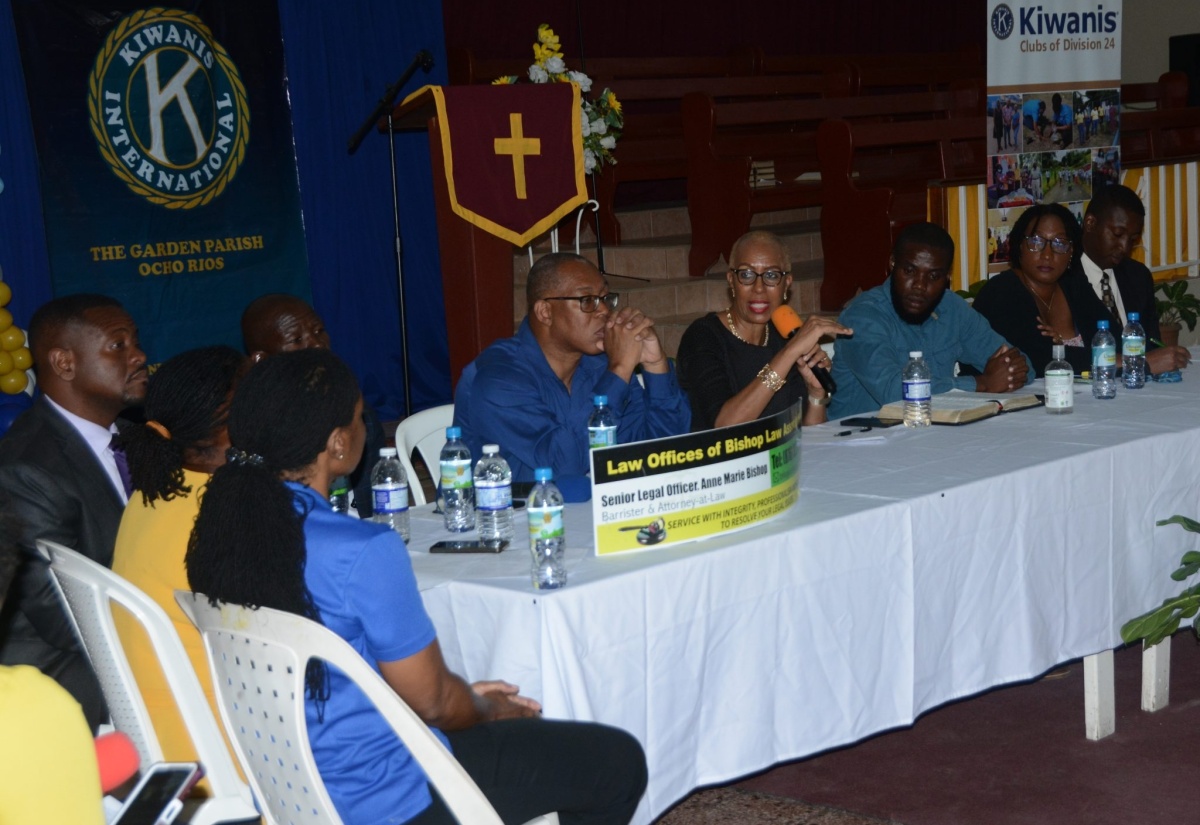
[771, 305, 837, 397]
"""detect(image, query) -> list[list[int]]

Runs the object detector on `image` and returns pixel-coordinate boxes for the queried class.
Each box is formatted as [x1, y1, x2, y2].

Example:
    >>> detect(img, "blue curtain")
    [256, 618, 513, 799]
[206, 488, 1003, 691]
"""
[0, 1, 450, 418]
[279, 2, 450, 418]
[0, 0, 53, 326]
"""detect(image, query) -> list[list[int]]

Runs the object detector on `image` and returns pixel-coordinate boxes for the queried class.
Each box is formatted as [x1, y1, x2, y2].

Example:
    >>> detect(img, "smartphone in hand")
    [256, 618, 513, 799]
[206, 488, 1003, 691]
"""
[111, 762, 204, 825]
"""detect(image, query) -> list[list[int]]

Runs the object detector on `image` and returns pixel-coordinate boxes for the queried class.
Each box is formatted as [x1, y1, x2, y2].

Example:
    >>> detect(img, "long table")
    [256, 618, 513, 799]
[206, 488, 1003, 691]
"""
[409, 374, 1200, 824]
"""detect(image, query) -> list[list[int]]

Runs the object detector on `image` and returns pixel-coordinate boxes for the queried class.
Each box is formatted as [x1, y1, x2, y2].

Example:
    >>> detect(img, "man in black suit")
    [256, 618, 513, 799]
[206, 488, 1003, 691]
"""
[0, 294, 148, 729]
[1078, 184, 1190, 375]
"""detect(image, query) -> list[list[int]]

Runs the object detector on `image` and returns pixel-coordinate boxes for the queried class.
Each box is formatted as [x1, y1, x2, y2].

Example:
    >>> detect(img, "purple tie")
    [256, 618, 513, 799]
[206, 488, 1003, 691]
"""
[110, 436, 133, 497]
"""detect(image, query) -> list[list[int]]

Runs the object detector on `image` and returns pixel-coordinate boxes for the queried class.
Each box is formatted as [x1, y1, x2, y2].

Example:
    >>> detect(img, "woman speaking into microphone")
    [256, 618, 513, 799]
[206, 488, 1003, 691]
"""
[676, 231, 851, 430]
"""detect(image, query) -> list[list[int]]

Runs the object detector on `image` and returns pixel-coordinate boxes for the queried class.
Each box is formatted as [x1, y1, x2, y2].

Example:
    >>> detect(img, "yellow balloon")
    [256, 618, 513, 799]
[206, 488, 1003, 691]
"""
[0, 308, 11, 333]
[0, 281, 11, 307]
[0, 370, 28, 394]
[10, 347, 31, 371]
[0, 326, 24, 352]
[0, 351, 12, 374]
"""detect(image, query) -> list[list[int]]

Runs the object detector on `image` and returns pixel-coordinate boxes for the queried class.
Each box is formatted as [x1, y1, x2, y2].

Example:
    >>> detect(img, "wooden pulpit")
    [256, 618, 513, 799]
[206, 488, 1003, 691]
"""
[386, 88, 514, 389]
[387, 84, 586, 389]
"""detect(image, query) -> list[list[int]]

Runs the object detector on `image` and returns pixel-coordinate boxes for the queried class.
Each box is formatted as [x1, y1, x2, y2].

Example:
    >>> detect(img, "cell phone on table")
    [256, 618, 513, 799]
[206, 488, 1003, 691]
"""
[111, 762, 203, 825]
[429, 539, 508, 553]
[839, 416, 902, 428]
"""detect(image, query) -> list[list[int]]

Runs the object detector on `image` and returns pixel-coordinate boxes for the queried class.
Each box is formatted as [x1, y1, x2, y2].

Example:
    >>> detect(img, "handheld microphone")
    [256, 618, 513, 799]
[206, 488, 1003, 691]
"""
[771, 305, 837, 396]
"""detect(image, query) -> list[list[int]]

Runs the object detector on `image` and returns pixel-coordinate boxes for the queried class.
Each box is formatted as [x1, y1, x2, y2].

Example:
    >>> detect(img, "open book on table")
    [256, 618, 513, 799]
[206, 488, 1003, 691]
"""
[878, 389, 1043, 425]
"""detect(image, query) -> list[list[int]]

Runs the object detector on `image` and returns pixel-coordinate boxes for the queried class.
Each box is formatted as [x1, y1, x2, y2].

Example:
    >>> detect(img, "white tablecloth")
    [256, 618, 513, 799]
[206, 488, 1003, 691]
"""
[409, 373, 1200, 824]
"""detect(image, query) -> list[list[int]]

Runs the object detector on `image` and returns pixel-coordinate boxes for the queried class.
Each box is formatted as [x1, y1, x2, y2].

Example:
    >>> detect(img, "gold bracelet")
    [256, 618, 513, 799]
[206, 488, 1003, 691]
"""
[757, 364, 785, 393]
[808, 393, 830, 407]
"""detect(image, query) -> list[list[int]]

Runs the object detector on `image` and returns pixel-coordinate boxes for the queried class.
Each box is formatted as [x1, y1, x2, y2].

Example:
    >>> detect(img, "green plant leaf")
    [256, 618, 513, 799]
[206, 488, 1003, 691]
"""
[1171, 563, 1200, 581]
[1157, 514, 1200, 533]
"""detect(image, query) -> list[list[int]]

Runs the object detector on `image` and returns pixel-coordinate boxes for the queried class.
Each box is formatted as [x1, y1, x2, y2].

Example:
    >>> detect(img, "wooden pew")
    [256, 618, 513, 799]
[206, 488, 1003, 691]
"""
[1120, 106, 1200, 165]
[816, 116, 986, 311]
[592, 70, 853, 244]
[447, 47, 758, 86]
[1120, 71, 1189, 112]
[681, 87, 980, 280]
[759, 48, 982, 94]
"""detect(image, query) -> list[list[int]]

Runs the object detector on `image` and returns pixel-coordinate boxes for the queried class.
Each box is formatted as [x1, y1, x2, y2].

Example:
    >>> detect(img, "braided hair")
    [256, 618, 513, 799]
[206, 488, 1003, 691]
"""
[186, 348, 360, 703]
[122, 345, 245, 505]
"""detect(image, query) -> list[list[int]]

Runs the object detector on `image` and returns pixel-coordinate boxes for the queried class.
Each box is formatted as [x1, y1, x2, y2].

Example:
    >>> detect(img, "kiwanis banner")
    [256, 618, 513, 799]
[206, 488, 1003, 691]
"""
[11, 2, 310, 362]
[590, 403, 801, 556]
[984, 0, 1122, 272]
[407, 83, 587, 247]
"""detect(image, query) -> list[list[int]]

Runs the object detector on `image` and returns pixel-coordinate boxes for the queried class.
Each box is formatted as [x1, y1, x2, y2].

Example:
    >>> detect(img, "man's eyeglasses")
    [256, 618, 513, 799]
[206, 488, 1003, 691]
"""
[1023, 235, 1072, 255]
[541, 292, 620, 313]
[730, 268, 788, 286]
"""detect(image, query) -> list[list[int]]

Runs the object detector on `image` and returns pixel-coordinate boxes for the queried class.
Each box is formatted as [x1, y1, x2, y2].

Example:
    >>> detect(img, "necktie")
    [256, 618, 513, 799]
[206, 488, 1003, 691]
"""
[1100, 270, 1116, 315]
[110, 436, 133, 497]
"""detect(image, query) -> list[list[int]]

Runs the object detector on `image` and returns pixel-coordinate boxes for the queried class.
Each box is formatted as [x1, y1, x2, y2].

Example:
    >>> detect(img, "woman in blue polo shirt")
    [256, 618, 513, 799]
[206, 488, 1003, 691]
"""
[186, 349, 646, 825]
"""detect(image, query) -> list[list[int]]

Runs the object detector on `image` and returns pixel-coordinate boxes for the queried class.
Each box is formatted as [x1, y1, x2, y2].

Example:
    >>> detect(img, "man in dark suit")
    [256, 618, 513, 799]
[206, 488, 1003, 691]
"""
[1077, 184, 1190, 375]
[0, 294, 148, 729]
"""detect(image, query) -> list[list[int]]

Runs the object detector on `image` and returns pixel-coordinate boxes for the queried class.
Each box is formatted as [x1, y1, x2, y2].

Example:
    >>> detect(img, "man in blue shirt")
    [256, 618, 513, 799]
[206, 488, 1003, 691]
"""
[454, 253, 690, 501]
[1051, 92, 1073, 148]
[829, 223, 1033, 419]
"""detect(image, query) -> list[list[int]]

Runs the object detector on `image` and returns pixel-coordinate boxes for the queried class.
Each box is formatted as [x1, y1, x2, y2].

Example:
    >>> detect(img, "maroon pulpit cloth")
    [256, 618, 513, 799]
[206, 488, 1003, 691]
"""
[405, 83, 587, 246]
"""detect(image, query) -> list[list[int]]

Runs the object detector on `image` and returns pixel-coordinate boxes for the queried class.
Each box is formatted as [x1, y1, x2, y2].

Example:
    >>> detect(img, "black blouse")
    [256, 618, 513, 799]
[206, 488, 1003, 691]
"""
[676, 313, 806, 432]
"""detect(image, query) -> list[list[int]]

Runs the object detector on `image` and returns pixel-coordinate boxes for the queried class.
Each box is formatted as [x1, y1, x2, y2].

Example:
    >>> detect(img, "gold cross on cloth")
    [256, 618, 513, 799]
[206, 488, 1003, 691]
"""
[494, 113, 541, 200]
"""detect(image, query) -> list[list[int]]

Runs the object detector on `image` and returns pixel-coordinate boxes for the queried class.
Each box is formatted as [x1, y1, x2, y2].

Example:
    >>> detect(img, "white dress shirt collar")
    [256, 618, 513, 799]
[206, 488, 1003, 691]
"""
[43, 395, 128, 504]
[1080, 251, 1128, 328]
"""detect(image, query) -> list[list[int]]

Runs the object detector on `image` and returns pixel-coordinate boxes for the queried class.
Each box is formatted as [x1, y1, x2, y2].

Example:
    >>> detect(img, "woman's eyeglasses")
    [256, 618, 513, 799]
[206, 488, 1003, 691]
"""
[1023, 235, 1072, 255]
[541, 293, 620, 313]
[730, 268, 788, 286]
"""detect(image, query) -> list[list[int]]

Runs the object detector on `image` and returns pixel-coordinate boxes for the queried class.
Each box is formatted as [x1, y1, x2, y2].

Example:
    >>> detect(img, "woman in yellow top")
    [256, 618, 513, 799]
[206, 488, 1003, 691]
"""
[111, 345, 245, 766]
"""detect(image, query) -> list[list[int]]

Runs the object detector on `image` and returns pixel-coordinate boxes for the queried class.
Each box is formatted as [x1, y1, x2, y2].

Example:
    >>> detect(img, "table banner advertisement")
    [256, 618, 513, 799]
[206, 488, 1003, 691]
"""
[590, 403, 801, 555]
[10, 1, 312, 362]
[985, 0, 1122, 273]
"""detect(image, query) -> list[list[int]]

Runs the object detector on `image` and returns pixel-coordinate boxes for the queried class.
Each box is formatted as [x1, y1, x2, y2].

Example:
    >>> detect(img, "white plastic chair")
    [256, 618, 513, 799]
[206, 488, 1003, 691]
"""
[39, 540, 258, 825]
[393, 403, 454, 505]
[176, 591, 557, 825]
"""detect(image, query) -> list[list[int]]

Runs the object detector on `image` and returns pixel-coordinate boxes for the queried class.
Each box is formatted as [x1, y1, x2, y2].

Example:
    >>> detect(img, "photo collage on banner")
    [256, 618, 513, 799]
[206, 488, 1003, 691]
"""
[986, 0, 1123, 272]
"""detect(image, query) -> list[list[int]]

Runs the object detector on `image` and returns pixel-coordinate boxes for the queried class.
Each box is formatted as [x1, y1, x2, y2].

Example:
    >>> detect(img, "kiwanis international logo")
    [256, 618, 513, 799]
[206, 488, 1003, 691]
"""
[87, 8, 249, 209]
[990, 3, 1015, 40]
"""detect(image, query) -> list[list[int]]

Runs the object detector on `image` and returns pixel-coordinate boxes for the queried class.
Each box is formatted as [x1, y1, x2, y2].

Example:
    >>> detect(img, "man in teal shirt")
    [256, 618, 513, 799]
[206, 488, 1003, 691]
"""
[829, 223, 1033, 419]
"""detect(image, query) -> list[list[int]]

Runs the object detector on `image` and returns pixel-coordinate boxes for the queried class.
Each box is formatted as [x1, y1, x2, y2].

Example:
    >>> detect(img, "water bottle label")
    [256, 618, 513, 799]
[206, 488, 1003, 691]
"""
[476, 481, 512, 511]
[588, 425, 616, 449]
[528, 505, 564, 540]
[1092, 344, 1115, 367]
[1044, 370, 1073, 408]
[440, 458, 473, 490]
[902, 379, 931, 402]
[1122, 336, 1145, 357]
[373, 483, 409, 514]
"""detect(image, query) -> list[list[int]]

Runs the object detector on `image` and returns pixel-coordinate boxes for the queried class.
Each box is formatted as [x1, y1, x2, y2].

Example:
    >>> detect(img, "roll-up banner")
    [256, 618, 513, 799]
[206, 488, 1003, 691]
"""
[985, 1, 1122, 270]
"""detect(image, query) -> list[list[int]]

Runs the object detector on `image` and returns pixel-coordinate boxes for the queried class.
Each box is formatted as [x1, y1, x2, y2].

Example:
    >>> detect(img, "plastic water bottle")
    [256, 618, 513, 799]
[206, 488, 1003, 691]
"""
[439, 427, 474, 532]
[370, 447, 409, 542]
[528, 467, 566, 590]
[587, 395, 617, 448]
[474, 444, 513, 543]
[328, 476, 351, 514]
[1092, 320, 1117, 399]
[1122, 311, 1146, 389]
[902, 351, 932, 427]
[1044, 343, 1074, 415]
